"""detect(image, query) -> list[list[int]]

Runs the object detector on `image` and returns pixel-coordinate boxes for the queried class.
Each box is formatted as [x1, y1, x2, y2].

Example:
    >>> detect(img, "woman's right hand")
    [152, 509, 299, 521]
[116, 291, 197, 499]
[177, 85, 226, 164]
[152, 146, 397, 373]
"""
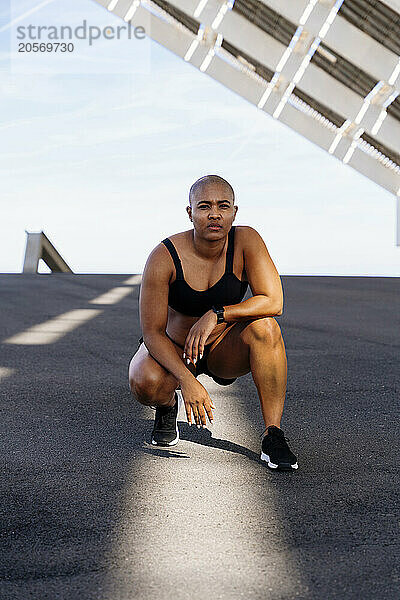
[180, 377, 215, 427]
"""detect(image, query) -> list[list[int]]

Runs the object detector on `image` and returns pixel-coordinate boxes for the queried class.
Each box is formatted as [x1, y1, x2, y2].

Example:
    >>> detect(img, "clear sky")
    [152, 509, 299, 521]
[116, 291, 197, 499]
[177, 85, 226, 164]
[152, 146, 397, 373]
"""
[1, 0, 399, 275]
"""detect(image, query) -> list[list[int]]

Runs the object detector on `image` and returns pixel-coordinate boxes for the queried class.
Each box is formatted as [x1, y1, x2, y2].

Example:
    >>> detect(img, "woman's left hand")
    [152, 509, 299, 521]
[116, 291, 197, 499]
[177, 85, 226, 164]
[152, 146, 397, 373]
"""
[183, 310, 217, 365]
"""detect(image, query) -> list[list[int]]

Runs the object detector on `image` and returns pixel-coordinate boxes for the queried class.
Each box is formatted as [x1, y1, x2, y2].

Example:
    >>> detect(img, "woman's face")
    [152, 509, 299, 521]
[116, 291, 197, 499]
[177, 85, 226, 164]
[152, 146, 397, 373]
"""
[187, 183, 237, 237]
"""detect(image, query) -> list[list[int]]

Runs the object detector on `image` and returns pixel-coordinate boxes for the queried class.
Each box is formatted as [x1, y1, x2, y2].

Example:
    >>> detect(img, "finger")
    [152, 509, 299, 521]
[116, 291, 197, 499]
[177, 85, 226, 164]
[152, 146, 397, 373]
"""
[190, 336, 198, 364]
[196, 335, 207, 363]
[183, 335, 189, 361]
[184, 401, 192, 424]
[192, 405, 200, 427]
[198, 339, 205, 361]
[192, 334, 202, 364]
[204, 403, 214, 424]
[197, 406, 207, 427]
[185, 334, 195, 364]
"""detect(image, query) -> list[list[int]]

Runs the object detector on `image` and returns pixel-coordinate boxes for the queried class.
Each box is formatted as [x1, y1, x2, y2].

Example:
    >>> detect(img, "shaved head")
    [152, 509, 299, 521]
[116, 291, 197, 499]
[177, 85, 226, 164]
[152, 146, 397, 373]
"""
[189, 175, 235, 207]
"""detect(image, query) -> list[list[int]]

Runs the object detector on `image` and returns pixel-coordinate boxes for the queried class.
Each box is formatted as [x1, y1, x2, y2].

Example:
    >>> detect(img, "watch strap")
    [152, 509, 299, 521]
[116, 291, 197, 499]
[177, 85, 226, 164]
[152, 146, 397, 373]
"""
[212, 305, 225, 323]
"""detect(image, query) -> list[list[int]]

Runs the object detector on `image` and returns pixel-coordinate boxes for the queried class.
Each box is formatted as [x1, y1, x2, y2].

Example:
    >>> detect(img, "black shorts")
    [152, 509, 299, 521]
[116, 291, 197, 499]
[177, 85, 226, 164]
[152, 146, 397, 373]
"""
[137, 334, 236, 386]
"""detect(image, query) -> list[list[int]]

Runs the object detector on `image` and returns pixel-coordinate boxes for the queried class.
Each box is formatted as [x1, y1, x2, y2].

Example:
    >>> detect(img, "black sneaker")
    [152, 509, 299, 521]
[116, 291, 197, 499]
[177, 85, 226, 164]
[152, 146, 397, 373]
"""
[260, 425, 298, 471]
[151, 392, 179, 446]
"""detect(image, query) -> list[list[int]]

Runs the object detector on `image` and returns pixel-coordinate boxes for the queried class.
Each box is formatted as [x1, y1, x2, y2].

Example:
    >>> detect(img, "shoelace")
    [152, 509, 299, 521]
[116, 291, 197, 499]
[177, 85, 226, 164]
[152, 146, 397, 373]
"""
[260, 427, 291, 445]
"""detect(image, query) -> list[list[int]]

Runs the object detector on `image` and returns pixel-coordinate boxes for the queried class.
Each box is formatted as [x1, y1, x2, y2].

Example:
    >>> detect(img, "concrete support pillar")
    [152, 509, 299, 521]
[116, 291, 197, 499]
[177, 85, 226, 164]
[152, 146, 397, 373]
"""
[23, 232, 73, 273]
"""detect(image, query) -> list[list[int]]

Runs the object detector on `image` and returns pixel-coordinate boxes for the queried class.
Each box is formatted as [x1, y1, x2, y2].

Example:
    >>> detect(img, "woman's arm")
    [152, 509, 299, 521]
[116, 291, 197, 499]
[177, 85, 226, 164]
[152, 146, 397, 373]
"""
[223, 226, 283, 322]
[139, 244, 196, 385]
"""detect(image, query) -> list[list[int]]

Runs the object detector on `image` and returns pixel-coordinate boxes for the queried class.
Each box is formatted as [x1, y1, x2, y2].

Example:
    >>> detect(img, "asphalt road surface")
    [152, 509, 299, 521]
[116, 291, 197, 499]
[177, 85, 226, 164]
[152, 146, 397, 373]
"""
[0, 274, 398, 600]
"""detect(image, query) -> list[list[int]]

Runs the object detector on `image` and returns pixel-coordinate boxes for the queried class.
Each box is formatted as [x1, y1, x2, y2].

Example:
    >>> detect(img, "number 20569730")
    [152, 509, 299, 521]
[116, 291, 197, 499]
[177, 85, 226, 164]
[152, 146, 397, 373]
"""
[18, 42, 74, 53]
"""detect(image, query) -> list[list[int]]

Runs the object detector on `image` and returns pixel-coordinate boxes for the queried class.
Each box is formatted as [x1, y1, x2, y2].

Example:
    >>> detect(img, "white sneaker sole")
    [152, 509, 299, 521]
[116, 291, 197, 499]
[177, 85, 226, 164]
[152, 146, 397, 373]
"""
[151, 432, 179, 446]
[260, 451, 298, 470]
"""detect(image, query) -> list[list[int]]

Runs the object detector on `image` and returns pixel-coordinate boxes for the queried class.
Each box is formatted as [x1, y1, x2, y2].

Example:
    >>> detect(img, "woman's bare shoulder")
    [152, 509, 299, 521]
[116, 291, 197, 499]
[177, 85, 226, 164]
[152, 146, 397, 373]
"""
[167, 229, 192, 243]
[236, 225, 264, 244]
[144, 230, 192, 279]
[234, 225, 262, 247]
[235, 225, 260, 235]
[150, 229, 191, 254]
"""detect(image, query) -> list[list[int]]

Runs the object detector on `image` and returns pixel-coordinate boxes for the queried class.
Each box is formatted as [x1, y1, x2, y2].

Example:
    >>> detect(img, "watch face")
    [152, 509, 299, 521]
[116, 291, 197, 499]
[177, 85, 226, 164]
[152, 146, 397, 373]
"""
[212, 306, 224, 322]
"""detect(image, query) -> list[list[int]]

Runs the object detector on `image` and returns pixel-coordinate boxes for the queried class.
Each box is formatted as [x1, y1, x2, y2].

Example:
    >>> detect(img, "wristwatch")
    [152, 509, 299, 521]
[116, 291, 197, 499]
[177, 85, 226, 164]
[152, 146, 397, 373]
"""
[212, 305, 225, 324]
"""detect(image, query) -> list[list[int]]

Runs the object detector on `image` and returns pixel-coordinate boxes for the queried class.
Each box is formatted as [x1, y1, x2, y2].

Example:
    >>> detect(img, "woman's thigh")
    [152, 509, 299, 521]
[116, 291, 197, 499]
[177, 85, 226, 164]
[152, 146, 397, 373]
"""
[206, 320, 254, 380]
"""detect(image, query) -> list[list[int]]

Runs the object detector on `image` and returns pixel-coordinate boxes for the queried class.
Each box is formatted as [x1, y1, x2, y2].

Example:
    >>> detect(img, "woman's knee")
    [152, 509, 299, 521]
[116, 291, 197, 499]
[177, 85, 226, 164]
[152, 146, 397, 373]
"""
[129, 368, 179, 406]
[240, 317, 282, 346]
[129, 371, 160, 404]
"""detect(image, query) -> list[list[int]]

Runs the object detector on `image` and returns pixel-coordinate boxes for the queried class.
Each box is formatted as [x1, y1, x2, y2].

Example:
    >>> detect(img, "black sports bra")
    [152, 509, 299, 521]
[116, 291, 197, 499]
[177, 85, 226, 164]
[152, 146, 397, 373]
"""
[161, 225, 249, 317]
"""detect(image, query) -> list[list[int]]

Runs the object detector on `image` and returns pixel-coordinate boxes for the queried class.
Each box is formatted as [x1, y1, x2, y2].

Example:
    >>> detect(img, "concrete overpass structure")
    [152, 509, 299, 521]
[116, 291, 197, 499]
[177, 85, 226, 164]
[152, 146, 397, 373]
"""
[92, 0, 400, 244]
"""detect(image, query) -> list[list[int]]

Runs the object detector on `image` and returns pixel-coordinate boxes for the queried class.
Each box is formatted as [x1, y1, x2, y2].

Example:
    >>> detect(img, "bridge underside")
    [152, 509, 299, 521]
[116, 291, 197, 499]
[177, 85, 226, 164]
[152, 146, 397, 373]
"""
[93, 0, 400, 244]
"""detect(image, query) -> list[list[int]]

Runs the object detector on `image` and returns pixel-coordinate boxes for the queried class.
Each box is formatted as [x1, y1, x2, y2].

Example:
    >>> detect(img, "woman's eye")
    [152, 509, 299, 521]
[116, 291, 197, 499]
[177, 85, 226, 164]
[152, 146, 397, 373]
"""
[199, 205, 230, 209]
